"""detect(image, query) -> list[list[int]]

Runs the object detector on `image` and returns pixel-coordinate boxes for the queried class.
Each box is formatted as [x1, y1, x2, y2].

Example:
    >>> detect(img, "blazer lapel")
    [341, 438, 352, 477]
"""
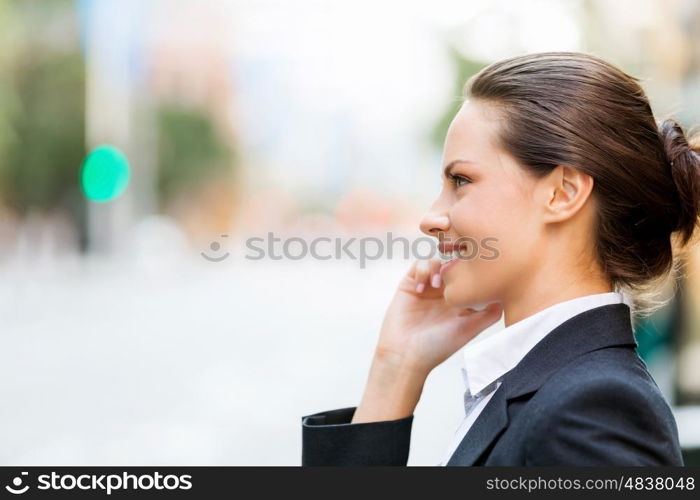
[445, 379, 509, 465]
[445, 303, 637, 466]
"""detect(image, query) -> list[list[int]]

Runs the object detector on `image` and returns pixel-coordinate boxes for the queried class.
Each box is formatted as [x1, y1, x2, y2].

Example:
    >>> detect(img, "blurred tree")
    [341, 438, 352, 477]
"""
[0, 0, 86, 220]
[155, 103, 235, 209]
[429, 47, 487, 150]
[0, 50, 85, 213]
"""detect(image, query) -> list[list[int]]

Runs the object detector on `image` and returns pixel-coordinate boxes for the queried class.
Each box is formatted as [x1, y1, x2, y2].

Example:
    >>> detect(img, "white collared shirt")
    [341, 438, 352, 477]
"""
[437, 291, 630, 466]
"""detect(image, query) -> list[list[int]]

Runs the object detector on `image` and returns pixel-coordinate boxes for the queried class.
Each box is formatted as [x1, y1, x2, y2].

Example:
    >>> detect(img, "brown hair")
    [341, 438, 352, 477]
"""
[464, 51, 700, 318]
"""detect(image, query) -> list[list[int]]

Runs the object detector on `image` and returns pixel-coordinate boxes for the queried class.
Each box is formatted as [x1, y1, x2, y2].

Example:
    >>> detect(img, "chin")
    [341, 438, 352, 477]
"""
[443, 281, 496, 312]
[443, 286, 484, 310]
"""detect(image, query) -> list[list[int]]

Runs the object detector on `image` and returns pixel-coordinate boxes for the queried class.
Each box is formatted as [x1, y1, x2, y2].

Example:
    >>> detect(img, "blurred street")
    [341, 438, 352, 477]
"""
[0, 248, 475, 465]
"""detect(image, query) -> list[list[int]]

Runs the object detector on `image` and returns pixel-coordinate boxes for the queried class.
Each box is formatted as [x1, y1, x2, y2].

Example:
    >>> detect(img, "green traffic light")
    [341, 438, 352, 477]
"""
[81, 145, 130, 202]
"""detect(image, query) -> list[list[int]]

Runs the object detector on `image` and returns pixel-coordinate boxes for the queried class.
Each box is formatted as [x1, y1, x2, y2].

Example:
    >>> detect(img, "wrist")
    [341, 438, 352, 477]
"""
[372, 346, 431, 378]
[351, 354, 429, 423]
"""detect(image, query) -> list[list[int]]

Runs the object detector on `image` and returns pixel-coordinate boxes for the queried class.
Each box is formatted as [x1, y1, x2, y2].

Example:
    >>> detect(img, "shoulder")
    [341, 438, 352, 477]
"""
[538, 348, 669, 409]
[520, 347, 683, 465]
[532, 347, 672, 417]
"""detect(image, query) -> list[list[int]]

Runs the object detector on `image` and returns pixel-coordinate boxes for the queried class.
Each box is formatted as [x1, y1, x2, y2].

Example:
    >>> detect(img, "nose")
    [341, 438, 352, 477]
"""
[419, 207, 450, 238]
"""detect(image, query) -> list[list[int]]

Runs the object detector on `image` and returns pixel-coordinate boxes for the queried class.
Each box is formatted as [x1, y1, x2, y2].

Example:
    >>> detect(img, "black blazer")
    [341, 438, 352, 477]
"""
[301, 303, 685, 466]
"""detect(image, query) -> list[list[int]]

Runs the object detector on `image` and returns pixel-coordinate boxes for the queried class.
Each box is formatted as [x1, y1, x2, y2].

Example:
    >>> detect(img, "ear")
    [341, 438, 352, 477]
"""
[542, 165, 595, 223]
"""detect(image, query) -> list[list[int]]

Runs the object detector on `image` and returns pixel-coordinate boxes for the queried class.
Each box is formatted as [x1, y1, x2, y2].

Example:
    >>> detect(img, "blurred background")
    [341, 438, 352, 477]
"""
[1, 0, 699, 465]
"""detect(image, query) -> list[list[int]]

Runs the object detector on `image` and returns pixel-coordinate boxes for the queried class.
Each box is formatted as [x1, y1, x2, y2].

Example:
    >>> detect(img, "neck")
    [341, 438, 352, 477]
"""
[501, 267, 613, 328]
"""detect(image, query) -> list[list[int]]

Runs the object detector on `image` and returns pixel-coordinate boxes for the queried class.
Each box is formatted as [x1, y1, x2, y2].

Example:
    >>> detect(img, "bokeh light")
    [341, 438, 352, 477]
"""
[80, 145, 131, 202]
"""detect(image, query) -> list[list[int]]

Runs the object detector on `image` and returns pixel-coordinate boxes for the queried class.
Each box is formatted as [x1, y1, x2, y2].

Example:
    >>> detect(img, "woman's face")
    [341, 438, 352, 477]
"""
[419, 99, 544, 309]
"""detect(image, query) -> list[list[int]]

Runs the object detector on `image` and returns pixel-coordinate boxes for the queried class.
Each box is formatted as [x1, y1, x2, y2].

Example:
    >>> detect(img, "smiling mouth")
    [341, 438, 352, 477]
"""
[438, 245, 472, 263]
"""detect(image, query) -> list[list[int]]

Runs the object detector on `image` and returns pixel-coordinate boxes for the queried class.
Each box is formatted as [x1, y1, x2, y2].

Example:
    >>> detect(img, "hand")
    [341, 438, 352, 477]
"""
[375, 256, 503, 376]
[352, 257, 503, 423]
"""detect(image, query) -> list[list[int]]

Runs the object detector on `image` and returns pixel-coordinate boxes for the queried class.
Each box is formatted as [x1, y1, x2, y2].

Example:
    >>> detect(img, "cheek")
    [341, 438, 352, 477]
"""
[449, 188, 536, 257]
[449, 188, 513, 237]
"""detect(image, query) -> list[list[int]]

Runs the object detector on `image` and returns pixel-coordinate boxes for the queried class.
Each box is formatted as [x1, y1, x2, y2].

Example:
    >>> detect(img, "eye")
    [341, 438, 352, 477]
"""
[449, 173, 472, 188]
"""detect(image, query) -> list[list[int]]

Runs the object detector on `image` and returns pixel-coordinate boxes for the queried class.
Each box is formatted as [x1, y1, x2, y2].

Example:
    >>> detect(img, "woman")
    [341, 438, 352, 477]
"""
[301, 52, 697, 466]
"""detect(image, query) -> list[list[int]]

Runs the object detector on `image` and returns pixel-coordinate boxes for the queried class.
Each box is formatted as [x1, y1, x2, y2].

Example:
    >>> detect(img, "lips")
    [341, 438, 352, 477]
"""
[438, 241, 471, 259]
[439, 256, 459, 278]
[438, 241, 459, 254]
[438, 240, 470, 277]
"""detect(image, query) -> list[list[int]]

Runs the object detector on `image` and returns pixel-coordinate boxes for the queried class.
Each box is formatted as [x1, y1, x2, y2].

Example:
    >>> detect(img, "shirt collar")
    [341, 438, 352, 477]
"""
[461, 291, 626, 396]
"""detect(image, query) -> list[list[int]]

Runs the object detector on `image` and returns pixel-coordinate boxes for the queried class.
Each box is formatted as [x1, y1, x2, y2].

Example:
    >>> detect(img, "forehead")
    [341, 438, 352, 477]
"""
[443, 100, 503, 166]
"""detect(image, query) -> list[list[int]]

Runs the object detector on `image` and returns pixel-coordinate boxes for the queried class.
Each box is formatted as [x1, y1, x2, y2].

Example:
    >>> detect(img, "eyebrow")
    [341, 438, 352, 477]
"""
[443, 159, 477, 179]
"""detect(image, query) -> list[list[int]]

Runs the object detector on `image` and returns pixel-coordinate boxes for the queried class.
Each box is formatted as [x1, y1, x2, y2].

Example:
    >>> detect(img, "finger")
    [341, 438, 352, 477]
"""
[414, 259, 431, 293]
[406, 258, 419, 280]
[429, 257, 443, 288]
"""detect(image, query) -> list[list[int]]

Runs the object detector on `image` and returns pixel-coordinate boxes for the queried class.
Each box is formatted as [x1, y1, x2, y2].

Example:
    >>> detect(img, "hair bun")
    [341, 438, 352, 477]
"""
[658, 118, 700, 245]
[660, 118, 692, 163]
